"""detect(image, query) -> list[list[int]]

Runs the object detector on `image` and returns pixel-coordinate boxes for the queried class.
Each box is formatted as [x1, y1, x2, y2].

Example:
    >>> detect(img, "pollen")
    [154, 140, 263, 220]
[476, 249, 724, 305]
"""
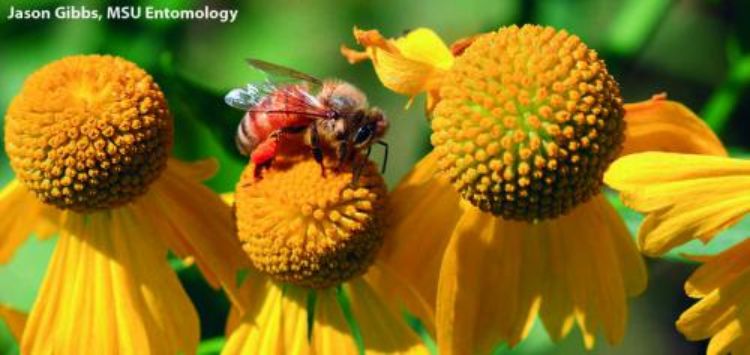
[4, 55, 173, 212]
[234, 154, 386, 289]
[431, 25, 625, 221]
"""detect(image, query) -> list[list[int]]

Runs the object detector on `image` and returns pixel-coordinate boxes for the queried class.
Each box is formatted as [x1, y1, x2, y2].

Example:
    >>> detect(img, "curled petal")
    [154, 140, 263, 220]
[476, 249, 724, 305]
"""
[342, 27, 453, 107]
[622, 94, 727, 157]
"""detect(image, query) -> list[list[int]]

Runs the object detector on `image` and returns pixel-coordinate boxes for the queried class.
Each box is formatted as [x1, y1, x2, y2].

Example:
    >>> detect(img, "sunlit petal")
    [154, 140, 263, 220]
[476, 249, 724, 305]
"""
[605, 153, 750, 255]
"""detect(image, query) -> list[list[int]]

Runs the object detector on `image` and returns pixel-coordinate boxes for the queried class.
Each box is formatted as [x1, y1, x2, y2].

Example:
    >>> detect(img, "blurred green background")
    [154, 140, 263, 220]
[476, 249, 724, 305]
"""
[2, 0, 750, 354]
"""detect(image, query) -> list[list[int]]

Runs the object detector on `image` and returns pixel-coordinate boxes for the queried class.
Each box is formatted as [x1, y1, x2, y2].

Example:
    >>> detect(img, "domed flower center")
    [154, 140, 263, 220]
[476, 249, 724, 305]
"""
[4, 55, 172, 212]
[431, 25, 625, 221]
[234, 154, 386, 289]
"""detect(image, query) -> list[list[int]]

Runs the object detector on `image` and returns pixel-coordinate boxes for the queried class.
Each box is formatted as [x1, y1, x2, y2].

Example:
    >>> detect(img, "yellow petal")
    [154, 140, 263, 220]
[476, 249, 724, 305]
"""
[22, 210, 199, 354]
[435, 194, 645, 353]
[685, 238, 750, 298]
[676, 269, 750, 355]
[346, 273, 430, 354]
[0, 304, 27, 342]
[343, 27, 453, 99]
[221, 192, 235, 205]
[223, 282, 284, 355]
[361, 262, 435, 336]
[137, 159, 251, 312]
[382, 152, 461, 310]
[436, 208, 544, 354]
[0, 180, 59, 263]
[225, 270, 269, 336]
[223, 282, 311, 355]
[544, 195, 644, 348]
[604, 153, 750, 255]
[622, 94, 727, 157]
[167, 157, 220, 182]
[312, 288, 360, 354]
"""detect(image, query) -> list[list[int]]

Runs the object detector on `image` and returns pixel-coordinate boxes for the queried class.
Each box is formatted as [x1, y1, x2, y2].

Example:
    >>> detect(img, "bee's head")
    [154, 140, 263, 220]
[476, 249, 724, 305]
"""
[350, 108, 388, 150]
[332, 108, 389, 168]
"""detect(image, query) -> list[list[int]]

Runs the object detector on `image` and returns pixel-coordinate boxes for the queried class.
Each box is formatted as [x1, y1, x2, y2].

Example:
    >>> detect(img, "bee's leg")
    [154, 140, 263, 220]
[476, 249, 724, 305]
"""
[349, 146, 371, 187]
[251, 134, 281, 179]
[308, 124, 326, 177]
[335, 143, 350, 173]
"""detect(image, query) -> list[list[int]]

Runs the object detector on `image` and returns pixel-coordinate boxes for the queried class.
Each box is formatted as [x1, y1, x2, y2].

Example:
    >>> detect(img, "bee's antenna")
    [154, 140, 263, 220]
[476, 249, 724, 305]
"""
[376, 140, 389, 174]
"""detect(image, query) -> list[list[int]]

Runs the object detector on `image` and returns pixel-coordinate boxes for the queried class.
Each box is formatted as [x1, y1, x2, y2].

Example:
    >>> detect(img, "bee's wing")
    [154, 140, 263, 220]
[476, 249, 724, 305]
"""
[226, 81, 335, 120]
[246, 58, 323, 87]
[224, 81, 278, 111]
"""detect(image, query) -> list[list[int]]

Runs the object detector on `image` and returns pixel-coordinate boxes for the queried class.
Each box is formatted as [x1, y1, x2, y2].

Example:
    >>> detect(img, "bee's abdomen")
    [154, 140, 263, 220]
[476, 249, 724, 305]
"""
[236, 112, 261, 156]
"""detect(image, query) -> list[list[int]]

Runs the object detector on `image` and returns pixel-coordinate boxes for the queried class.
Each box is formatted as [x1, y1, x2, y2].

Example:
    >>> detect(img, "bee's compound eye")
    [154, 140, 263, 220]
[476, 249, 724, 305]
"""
[354, 125, 374, 146]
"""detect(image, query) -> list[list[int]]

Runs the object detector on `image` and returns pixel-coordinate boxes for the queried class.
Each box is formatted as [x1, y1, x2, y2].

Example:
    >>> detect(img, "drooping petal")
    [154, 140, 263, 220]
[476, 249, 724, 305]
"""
[342, 27, 453, 106]
[312, 288, 360, 354]
[604, 152, 750, 256]
[223, 282, 311, 355]
[225, 270, 269, 336]
[0, 304, 27, 341]
[382, 152, 461, 309]
[435, 195, 645, 353]
[360, 263, 435, 335]
[136, 159, 251, 311]
[545, 195, 645, 348]
[22, 210, 199, 354]
[345, 271, 430, 354]
[676, 240, 750, 355]
[621, 94, 727, 157]
[435, 207, 542, 354]
[0, 180, 59, 263]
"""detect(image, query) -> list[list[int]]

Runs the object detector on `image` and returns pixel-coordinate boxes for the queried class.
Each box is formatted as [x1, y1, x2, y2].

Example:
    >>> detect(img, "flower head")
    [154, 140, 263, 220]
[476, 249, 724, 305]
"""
[431, 25, 624, 220]
[0, 55, 248, 354]
[345, 24, 727, 353]
[5, 55, 172, 211]
[235, 154, 386, 288]
[225, 153, 432, 354]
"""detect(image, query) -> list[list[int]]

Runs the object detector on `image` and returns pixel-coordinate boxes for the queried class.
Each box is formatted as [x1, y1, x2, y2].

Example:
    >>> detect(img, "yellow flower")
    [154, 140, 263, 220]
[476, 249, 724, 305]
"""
[605, 153, 750, 354]
[0, 55, 249, 354]
[223, 153, 432, 354]
[345, 24, 726, 353]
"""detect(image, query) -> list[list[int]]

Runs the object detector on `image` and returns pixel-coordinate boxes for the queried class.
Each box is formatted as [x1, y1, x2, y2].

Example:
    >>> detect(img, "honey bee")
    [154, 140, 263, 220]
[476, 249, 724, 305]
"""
[225, 59, 389, 179]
